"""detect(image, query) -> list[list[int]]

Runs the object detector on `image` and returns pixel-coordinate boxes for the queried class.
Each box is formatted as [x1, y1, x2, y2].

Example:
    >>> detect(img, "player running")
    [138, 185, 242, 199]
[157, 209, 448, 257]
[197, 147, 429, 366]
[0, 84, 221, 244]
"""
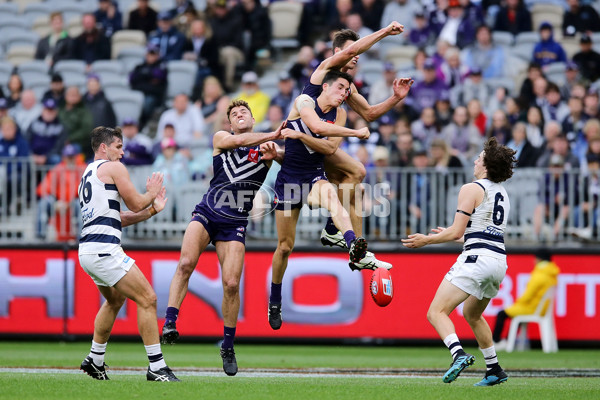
[78, 126, 179, 382]
[268, 70, 372, 330]
[307, 24, 413, 270]
[402, 138, 515, 386]
[161, 100, 283, 376]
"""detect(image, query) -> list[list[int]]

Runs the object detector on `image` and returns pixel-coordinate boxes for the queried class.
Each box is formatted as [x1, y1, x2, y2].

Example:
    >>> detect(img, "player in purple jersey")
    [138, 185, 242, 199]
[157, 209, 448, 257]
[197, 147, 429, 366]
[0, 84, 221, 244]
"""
[161, 100, 284, 376]
[308, 24, 414, 270]
[267, 70, 374, 330]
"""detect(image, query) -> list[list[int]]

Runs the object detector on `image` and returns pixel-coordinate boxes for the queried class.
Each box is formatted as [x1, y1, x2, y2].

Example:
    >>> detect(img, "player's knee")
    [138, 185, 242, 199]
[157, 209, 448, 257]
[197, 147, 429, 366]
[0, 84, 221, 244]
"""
[138, 290, 158, 309]
[222, 278, 240, 296]
[277, 240, 294, 258]
[177, 256, 197, 277]
[463, 309, 481, 325]
[426, 305, 440, 325]
[346, 162, 366, 184]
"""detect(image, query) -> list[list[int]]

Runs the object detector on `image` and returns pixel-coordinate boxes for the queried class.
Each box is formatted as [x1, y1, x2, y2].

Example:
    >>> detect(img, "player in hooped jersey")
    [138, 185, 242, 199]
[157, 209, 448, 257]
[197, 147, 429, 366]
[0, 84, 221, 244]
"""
[78, 126, 179, 381]
[402, 138, 516, 386]
[308, 25, 414, 269]
[161, 100, 284, 376]
[267, 70, 373, 330]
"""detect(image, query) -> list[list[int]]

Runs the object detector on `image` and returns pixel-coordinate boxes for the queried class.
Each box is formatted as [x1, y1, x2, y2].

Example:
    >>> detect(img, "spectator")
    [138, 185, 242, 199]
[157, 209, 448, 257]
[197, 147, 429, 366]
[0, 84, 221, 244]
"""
[10, 90, 42, 133]
[72, 14, 111, 68]
[562, 96, 587, 147]
[148, 11, 186, 61]
[152, 122, 176, 157]
[365, 145, 395, 237]
[152, 137, 190, 189]
[493, 248, 560, 350]
[393, 131, 415, 167]
[486, 86, 510, 118]
[36, 144, 87, 241]
[533, 22, 567, 67]
[128, 0, 158, 36]
[288, 46, 316, 91]
[270, 72, 298, 116]
[172, 0, 199, 37]
[429, 0, 449, 35]
[467, 98, 486, 136]
[542, 82, 570, 123]
[525, 105, 545, 148]
[194, 75, 230, 135]
[572, 34, 600, 83]
[441, 105, 482, 162]
[42, 74, 66, 107]
[561, 61, 583, 99]
[170, 0, 196, 21]
[121, 118, 154, 166]
[5, 74, 23, 109]
[94, 0, 123, 38]
[438, 46, 469, 89]
[431, 39, 451, 71]
[346, 13, 378, 58]
[411, 107, 441, 148]
[519, 62, 544, 106]
[59, 86, 94, 159]
[531, 76, 548, 108]
[487, 109, 512, 145]
[563, 0, 600, 37]
[0, 116, 30, 211]
[209, 0, 245, 92]
[237, 0, 271, 69]
[583, 90, 600, 119]
[408, 11, 436, 48]
[381, 0, 421, 34]
[493, 0, 532, 36]
[352, 0, 385, 32]
[455, 68, 491, 108]
[237, 71, 270, 123]
[575, 152, 600, 238]
[463, 25, 505, 79]
[438, 0, 477, 49]
[409, 58, 449, 113]
[184, 18, 220, 91]
[130, 43, 168, 128]
[369, 62, 398, 105]
[156, 93, 205, 147]
[505, 96, 524, 125]
[0, 99, 10, 125]
[25, 98, 67, 166]
[407, 146, 432, 229]
[84, 74, 117, 128]
[574, 118, 600, 165]
[256, 104, 284, 133]
[506, 121, 539, 167]
[537, 132, 580, 169]
[430, 137, 463, 171]
[34, 12, 72, 68]
[435, 93, 454, 126]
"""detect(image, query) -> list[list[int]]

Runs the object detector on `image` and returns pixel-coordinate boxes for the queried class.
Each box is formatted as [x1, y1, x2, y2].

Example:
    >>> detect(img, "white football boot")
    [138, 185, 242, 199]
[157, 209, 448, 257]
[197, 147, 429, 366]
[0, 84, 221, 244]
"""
[349, 251, 393, 271]
[320, 229, 348, 249]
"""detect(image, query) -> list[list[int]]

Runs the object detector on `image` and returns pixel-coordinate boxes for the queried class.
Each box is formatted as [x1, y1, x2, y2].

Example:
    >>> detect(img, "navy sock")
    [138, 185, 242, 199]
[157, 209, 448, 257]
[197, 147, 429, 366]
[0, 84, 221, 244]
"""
[324, 217, 338, 235]
[343, 230, 357, 248]
[222, 326, 236, 349]
[165, 307, 179, 325]
[270, 282, 282, 304]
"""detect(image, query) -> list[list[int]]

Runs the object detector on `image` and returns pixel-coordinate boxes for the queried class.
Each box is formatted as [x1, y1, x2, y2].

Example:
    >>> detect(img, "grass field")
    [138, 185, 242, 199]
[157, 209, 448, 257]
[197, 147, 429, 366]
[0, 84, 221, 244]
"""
[1, 342, 599, 400]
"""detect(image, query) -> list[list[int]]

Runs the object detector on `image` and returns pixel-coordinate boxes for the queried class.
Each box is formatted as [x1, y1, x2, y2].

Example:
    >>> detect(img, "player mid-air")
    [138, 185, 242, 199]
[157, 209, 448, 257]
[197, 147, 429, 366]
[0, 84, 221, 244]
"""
[304, 24, 412, 270]
[268, 70, 374, 330]
[402, 138, 516, 386]
[161, 100, 283, 376]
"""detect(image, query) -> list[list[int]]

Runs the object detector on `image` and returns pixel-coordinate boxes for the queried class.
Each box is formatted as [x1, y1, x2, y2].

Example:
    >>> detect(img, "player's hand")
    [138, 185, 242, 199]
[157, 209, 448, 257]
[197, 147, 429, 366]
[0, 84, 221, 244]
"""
[281, 128, 301, 139]
[153, 187, 168, 213]
[386, 22, 404, 36]
[356, 127, 370, 140]
[401, 233, 429, 249]
[146, 172, 164, 198]
[260, 141, 278, 161]
[393, 78, 414, 100]
[430, 226, 447, 234]
[273, 120, 285, 140]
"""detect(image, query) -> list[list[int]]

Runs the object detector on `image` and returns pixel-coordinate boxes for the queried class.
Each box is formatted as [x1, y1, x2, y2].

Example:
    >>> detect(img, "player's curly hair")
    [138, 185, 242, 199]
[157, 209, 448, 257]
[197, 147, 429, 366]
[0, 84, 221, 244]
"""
[91, 126, 123, 153]
[332, 29, 360, 50]
[483, 137, 516, 183]
[227, 99, 253, 121]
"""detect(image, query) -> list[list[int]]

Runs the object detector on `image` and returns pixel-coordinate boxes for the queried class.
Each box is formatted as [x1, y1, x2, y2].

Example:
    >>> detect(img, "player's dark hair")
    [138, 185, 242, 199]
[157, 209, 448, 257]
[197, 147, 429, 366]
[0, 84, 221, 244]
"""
[323, 69, 353, 88]
[227, 99, 253, 121]
[332, 29, 360, 50]
[91, 126, 123, 153]
[483, 137, 516, 183]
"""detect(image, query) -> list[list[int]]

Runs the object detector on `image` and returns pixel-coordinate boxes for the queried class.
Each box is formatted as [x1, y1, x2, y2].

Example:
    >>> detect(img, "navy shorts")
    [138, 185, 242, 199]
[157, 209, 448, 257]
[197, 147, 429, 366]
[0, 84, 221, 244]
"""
[191, 203, 247, 245]
[273, 168, 327, 211]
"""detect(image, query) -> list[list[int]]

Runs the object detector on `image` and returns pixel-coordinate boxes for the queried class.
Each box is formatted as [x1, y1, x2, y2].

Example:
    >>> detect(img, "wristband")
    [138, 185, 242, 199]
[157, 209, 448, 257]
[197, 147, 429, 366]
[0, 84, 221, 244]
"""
[149, 205, 157, 216]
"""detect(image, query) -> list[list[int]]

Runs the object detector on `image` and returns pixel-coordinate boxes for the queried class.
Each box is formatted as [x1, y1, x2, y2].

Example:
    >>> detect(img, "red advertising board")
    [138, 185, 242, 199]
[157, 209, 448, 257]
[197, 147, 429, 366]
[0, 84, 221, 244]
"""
[0, 248, 599, 341]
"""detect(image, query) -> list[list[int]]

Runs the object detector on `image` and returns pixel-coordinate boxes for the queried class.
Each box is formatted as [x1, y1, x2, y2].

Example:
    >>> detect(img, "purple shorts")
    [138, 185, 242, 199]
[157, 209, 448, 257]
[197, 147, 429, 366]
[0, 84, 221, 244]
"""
[191, 204, 247, 245]
[273, 168, 327, 211]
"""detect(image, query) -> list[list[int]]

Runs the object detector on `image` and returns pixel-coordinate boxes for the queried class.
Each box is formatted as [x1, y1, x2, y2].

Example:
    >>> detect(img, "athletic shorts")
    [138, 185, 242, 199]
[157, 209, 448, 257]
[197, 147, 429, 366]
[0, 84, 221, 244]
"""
[191, 204, 247, 245]
[273, 168, 327, 211]
[79, 247, 136, 287]
[445, 253, 508, 300]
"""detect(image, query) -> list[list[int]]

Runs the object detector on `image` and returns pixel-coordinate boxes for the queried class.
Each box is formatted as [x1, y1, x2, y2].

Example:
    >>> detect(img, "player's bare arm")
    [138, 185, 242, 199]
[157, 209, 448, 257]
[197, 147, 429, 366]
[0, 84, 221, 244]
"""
[402, 183, 484, 248]
[98, 162, 163, 212]
[212, 121, 284, 155]
[311, 22, 405, 84]
[121, 187, 167, 227]
[347, 78, 414, 122]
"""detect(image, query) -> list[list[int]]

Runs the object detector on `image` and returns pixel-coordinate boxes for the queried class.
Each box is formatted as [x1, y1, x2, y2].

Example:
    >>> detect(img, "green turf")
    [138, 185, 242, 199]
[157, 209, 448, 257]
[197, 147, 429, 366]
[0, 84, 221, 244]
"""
[1, 342, 599, 400]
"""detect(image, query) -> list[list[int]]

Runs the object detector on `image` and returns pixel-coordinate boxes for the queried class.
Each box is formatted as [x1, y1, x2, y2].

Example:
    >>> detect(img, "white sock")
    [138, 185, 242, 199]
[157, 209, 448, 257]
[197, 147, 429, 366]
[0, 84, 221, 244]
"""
[443, 333, 464, 360]
[88, 340, 107, 366]
[145, 343, 167, 371]
[480, 346, 499, 371]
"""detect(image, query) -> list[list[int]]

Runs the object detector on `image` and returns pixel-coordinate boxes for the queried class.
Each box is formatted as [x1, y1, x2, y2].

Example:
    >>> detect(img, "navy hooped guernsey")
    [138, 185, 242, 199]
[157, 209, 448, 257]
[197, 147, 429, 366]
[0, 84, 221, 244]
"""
[197, 140, 270, 219]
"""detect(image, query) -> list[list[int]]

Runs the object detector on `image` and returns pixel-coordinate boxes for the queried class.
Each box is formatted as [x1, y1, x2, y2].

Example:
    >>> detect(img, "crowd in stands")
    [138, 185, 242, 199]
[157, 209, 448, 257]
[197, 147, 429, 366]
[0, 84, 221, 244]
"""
[1, 0, 600, 241]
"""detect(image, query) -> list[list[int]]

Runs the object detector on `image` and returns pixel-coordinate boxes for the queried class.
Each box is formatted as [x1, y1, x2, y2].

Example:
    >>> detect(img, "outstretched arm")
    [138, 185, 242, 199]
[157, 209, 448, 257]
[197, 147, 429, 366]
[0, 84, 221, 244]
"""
[121, 187, 167, 227]
[295, 95, 369, 138]
[346, 78, 414, 122]
[213, 122, 284, 154]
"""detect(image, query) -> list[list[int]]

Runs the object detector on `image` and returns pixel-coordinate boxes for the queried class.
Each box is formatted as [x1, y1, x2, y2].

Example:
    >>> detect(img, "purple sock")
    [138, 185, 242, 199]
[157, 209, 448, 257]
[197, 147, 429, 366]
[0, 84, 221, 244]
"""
[165, 307, 179, 325]
[324, 217, 338, 235]
[222, 326, 236, 349]
[270, 282, 282, 304]
[343, 230, 357, 248]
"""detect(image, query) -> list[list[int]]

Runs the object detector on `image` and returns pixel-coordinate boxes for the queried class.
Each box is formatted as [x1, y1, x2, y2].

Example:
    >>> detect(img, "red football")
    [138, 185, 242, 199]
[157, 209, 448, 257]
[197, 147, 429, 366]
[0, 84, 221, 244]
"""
[370, 268, 393, 307]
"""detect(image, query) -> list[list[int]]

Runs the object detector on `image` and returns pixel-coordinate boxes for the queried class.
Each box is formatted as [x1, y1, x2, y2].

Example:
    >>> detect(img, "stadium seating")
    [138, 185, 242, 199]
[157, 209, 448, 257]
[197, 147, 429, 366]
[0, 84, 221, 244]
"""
[62, 73, 87, 93]
[5, 31, 40, 52]
[17, 60, 49, 80]
[23, 73, 51, 100]
[269, 1, 303, 54]
[23, 2, 52, 21]
[0, 60, 13, 86]
[111, 30, 147, 59]
[384, 45, 418, 68]
[5, 45, 36, 66]
[53, 60, 86, 76]
[32, 15, 52, 38]
[117, 45, 146, 72]
[105, 89, 144, 125]
[166, 60, 198, 99]
[506, 286, 559, 353]
[492, 31, 514, 47]
[257, 72, 280, 98]
[0, 2, 19, 16]
[359, 60, 384, 86]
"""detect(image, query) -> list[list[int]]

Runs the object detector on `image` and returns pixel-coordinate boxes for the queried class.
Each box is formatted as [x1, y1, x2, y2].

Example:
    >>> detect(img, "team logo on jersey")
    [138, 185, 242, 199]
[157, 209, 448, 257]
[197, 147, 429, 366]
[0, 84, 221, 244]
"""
[236, 226, 245, 232]
[248, 148, 259, 163]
